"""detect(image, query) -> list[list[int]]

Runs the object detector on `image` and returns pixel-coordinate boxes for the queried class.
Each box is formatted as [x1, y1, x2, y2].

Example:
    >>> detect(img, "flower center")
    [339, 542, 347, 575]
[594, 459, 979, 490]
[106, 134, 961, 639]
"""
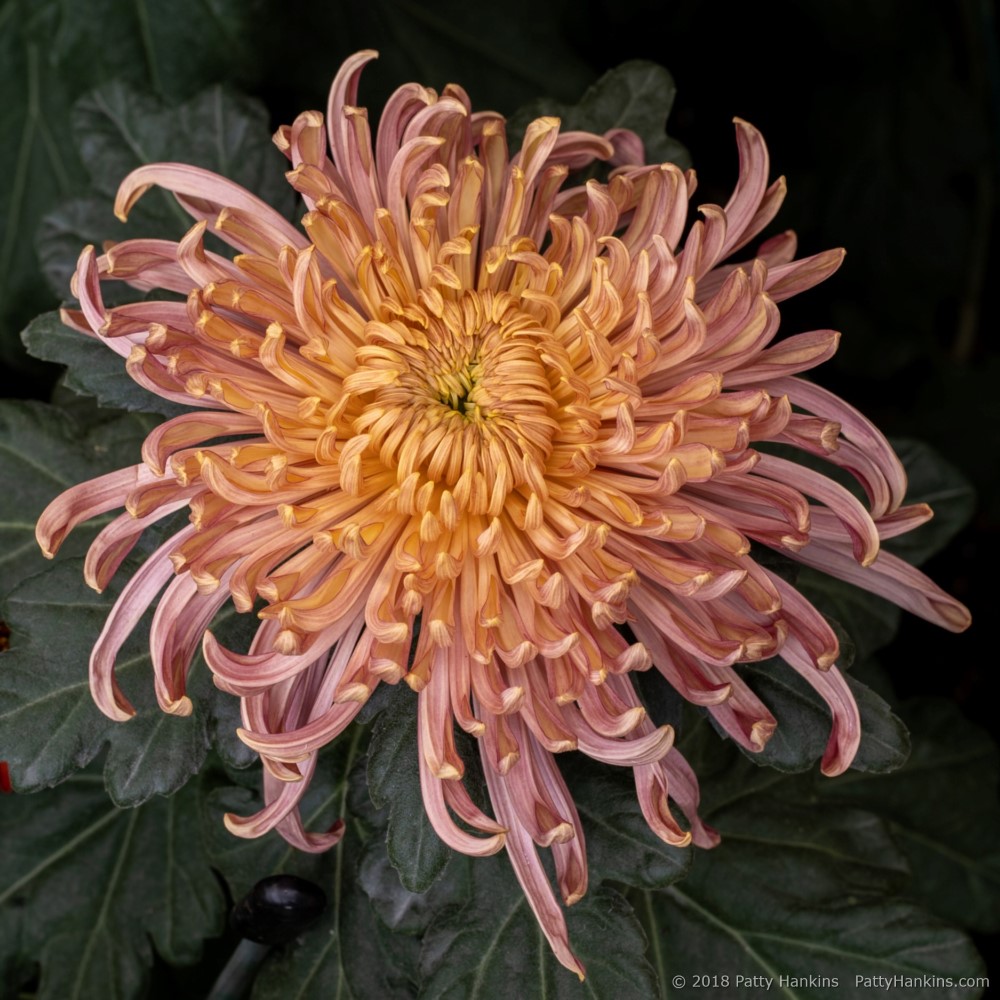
[342, 290, 562, 516]
[434, 356, 481, 415]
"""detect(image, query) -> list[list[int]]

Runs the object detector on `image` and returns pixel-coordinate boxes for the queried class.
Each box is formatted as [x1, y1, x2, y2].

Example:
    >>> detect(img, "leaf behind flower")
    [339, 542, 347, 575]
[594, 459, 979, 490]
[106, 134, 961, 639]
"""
[509, 61, 689, 169]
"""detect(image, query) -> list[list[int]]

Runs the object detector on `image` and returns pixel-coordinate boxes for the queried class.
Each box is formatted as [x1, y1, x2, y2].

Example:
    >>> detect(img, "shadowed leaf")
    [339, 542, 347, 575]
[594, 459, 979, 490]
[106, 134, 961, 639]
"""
[0, 769, 224, 1000]
[818, 699, 1000, 933]
[0, 0, 269, 359]
[366, 683, 452, 893]
[420, 853, 658, 1000]
[509, 61, 688, 168]
[0, 557, 255, 801]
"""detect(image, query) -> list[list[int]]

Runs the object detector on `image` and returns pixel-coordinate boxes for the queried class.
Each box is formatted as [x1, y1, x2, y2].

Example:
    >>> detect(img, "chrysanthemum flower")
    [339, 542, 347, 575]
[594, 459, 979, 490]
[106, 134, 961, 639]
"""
[37, 51, 970, 976]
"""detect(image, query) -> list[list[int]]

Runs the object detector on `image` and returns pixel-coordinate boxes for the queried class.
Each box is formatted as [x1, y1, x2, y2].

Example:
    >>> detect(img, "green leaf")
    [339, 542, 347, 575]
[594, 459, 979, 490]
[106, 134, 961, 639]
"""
[73, 79, 293, 208]
[729, 659, 909, 774]
[420, 852, 658, 999]
[709, 795, 911, 897]
[884, 439, 976, 566]
[366, 683, 452, 892]
[34, 79, 297, 301]
[847, 675, 912, 771]
[203, 773, 341, 907]
[271, 841, 424, 998]
[254, 833, 420, 1000]
[247, 836, 418, 1000]
[0, 556, 255, 802]
[0, 400, 155, 589]
[509, 61, 689, 168]
[33, 196, 129, 303]
[638, 789, 984, 998]
[33, 0, 269, 106]
[0, 768, 225, 1000]
[0, 0, 270, 358]
[34, 194, 150, 302]
[560, 754, 690, 889]
[679, 709, 800, 817]
[818, 699, 1000, 933]
[22, 312, 187, 418]
[685, 721, 912, 882]
[357, 833, 471, 938]
[727, 660, 824, 772]
[632, 666, 686, 733]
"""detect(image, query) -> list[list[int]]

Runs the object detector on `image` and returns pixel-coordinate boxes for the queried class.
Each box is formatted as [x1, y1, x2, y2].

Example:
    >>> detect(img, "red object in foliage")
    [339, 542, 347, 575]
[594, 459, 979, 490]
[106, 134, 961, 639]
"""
[0, 762, 11, 793]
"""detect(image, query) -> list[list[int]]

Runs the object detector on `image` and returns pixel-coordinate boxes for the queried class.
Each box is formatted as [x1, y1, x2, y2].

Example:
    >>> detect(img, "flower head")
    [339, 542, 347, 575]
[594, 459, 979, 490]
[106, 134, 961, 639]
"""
[38, 51, 970, 976]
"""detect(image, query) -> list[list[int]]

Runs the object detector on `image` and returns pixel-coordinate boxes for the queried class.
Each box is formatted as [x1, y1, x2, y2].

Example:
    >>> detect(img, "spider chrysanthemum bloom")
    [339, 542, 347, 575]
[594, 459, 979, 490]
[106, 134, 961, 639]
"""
[38, 52, 970, 976]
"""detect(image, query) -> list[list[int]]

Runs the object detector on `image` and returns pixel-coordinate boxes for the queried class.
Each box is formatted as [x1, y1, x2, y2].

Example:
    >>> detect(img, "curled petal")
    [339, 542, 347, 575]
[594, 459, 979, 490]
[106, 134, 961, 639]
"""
[418, 724, 506, 857]
[226, 753, 345, 851]
[764, 376, 908, 516]
[790, 538, 971, 633]
[37, 465, 156, 559]
[482, 748, 586, 980]
[89, 526, 197, 721]
[115, 163, 308, 252]
[780, 638, 861, 777]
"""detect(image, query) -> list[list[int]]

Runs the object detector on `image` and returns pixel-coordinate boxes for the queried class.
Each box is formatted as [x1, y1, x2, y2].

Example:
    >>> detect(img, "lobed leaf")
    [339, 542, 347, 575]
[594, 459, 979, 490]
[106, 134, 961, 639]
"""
[561, 754, 690, 890]
[636, 729, 986, 999]
[884, 438, 976, 566]
[0, 557, 255, 802]
[206, 737, 422, 1000]
[34, 79, 296, 302]
[0, 768, 225, 1000]
[357, 833, 471, 938]
[818, 699, 1000, 933]
[728, 659, 910, 774]
[795, 567, 902, 663]
[0, 0, 270, 360]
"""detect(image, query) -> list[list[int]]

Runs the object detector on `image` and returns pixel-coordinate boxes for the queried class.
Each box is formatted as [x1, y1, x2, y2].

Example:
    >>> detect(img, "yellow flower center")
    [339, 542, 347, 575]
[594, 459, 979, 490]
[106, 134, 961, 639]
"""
[345, 289, 568, 516]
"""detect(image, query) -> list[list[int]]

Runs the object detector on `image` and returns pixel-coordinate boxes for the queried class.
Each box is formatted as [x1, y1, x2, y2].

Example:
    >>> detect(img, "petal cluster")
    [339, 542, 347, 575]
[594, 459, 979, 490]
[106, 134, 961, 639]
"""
[37, 51, 970, 976]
